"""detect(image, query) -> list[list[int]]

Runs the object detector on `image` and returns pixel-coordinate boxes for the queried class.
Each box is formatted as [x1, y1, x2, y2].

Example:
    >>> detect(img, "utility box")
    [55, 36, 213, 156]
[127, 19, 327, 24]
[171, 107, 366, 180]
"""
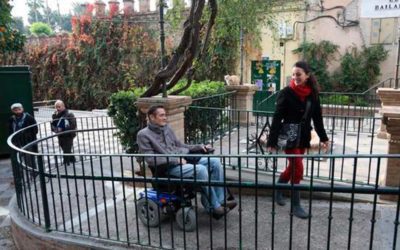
[251, 60, 281, 112]
[0, 66, 34, 155]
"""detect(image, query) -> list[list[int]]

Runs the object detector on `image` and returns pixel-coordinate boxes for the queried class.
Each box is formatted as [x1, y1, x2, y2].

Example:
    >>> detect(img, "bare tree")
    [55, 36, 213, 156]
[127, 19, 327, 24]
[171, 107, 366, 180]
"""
[141, 0, 217, 97]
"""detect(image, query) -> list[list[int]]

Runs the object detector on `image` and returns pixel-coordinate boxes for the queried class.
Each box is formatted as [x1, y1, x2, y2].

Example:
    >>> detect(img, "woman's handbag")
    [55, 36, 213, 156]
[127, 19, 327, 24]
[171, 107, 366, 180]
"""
[277, 100, 311, 150]
[277, 123, 301, 150]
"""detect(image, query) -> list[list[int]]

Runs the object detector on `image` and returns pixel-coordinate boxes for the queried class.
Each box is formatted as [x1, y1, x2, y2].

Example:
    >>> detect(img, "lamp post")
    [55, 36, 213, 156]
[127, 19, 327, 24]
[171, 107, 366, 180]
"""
[240, 24, 244, 85]
[159, 0, 167, 97]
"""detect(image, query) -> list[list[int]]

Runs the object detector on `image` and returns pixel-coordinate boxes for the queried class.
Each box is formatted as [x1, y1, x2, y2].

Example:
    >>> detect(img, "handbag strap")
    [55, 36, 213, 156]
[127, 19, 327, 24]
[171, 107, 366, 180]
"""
[301, 99, 312, 122]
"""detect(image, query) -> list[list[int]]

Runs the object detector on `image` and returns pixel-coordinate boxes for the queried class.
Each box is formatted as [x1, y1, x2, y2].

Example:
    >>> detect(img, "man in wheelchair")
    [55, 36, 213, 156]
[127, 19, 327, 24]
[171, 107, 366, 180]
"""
[137, 105, 237, 219]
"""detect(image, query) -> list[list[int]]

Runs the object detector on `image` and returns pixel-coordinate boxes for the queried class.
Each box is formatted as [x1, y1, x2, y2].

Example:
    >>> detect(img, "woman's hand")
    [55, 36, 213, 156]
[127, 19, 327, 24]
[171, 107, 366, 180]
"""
[266, 146, 276, 153]
[320, 140, 330, 152]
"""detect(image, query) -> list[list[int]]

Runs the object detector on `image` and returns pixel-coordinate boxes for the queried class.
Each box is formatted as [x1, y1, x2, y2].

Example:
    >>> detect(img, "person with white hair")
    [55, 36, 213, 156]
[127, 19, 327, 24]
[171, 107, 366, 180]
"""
[8, 103, 38, 168]
[51, 100, 77, 165]
[9, 103, 38, 143]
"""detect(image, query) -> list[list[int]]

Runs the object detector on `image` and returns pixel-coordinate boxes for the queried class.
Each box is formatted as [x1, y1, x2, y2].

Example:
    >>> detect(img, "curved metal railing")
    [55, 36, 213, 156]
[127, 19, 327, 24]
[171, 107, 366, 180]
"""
[7, 113, 400, 249]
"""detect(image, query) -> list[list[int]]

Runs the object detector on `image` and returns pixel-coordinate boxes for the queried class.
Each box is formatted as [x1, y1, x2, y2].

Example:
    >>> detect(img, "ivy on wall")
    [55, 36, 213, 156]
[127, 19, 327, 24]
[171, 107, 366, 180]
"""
[292, 40, 389, 92]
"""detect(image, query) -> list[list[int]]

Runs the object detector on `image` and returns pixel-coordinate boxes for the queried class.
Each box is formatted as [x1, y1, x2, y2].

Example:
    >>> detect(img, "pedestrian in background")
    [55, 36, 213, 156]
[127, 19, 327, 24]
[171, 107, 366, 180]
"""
[51, 100, 77, 165]
[8, 103, 38, 168]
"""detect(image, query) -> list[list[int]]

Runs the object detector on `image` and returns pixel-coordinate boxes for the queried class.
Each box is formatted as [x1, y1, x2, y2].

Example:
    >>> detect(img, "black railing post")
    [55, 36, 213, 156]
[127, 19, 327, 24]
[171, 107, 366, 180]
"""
[10, 152, 22, 209]
[37, 155, 51, 232]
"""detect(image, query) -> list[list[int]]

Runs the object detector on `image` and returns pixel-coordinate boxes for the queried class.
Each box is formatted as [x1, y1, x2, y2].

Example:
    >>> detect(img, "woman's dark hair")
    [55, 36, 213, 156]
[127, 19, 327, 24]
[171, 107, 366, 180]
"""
[294, 61, 320, 99]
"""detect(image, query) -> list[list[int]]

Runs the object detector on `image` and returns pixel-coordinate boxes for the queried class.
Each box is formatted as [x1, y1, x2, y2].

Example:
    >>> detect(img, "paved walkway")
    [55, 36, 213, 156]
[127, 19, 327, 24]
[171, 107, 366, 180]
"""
[7, 154, 399, 249]
[0, 158, 16, 250]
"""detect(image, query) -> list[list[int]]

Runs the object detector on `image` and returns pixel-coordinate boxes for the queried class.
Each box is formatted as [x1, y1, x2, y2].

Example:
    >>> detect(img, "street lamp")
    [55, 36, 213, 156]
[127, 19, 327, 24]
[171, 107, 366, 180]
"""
[159, 0, 167, 97]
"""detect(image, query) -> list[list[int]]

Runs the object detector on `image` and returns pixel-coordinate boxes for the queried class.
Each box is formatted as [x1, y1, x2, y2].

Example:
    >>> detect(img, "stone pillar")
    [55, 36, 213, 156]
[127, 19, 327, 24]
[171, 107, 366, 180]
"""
[226, 84, 258, 126]
[95, 0, 106, 17]
[123, 0, 134, 16]
[136, 96, 192, 142]
[139, 0, 150, 13]
[378, 106, 400, 201]
[376, 88, 400, 139]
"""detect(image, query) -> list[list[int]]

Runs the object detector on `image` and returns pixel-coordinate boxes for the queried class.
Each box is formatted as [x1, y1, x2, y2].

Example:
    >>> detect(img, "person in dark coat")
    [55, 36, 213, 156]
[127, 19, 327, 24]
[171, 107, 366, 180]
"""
[51, 100, 77, 165]
[266, 61, 329, 219]
[8, 103, 38, 168]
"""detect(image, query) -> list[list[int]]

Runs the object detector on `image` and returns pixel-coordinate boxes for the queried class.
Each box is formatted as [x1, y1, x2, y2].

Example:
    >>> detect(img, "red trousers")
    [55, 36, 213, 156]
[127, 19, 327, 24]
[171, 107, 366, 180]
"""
[280, 148, 306, 184]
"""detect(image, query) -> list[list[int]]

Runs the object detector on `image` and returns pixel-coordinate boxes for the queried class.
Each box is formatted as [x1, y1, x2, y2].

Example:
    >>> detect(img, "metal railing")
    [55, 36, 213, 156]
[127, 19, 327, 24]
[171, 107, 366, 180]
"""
[185, 91, 236, 144]
[7, 112, 399, 249]
[254, 78, 399, 119]
[184, 106, 385, 185]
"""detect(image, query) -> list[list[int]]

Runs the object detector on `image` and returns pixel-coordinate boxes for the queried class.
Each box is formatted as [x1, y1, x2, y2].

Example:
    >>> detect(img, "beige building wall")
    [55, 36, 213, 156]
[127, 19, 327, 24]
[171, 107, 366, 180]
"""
[242, 0, 399, 90]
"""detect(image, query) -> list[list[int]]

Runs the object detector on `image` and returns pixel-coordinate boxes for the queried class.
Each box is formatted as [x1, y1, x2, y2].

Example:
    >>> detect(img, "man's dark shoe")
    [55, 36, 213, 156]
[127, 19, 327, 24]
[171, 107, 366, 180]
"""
[223, 200, 237, 210]
[212, 206, 229, 220]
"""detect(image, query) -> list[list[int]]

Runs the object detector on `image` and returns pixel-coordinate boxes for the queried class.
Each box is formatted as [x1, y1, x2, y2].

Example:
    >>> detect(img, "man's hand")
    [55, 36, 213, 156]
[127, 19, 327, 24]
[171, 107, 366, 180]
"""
[204, 144, 211, 152]
[204, 144, 215, 153]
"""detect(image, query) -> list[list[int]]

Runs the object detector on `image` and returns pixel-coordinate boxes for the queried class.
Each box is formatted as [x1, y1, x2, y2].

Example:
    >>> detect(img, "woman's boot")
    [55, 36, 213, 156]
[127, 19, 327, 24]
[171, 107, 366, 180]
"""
[275, 178, 287, 206]
[292, 191, 309, 219]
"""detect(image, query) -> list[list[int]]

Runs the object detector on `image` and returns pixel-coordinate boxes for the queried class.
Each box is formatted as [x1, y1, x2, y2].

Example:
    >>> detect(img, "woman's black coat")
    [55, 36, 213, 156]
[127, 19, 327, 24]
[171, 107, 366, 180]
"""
[266, 86, 329, 148]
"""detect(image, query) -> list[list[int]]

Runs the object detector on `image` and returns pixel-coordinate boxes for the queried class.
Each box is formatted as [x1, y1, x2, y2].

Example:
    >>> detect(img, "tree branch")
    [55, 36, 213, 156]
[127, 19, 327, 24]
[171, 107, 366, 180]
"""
[168, 0, 218, 96]
[141, 0, 217, 97]
[141, 1, 204, 97]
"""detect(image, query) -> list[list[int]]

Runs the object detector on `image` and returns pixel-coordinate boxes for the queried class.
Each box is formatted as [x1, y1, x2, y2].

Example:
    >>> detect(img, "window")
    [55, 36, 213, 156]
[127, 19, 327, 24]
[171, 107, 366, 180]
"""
[370, 18, 397, 44]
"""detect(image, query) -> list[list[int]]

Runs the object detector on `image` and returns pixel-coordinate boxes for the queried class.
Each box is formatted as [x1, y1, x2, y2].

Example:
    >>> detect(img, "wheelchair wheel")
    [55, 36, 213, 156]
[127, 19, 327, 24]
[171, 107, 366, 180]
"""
[137, 198, 163, 227]
[176, 207, 196, 232]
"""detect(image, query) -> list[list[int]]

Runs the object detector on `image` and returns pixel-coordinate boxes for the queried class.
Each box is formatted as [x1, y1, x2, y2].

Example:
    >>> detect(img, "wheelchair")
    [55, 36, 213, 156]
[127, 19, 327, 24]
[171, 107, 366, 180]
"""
[136, 164, 199, 232]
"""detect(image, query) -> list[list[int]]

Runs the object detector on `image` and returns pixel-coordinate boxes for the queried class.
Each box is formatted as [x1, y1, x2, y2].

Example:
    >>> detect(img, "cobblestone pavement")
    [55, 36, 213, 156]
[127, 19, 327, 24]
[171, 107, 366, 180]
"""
[0, 158, 16, 250]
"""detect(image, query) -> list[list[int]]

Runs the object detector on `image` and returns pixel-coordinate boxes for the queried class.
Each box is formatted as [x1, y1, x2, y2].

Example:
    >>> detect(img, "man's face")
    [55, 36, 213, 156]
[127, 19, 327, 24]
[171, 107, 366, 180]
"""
[12, 107, 23, 116]
[55, 103, 65, 112]
[149, 108, 167, 127]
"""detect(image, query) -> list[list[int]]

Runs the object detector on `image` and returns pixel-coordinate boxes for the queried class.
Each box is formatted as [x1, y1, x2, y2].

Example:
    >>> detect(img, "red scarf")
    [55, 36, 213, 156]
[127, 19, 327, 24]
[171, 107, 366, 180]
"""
[289, 79, 312, 101]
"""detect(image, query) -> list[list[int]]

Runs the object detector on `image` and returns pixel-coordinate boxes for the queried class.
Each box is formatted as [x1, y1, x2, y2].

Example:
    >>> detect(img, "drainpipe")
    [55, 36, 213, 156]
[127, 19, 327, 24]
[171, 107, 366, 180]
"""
[395, 25, 400, 89]
[302, 0, 309, 59]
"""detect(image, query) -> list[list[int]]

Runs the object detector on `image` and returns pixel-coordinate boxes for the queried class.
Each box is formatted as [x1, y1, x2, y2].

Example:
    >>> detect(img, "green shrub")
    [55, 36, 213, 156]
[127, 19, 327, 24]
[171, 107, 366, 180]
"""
[29, 22, 53, 36]
[108, 88, 145, 153]
[321, 95, 350, 105]
[352, 97, 368, 107]
[174, 80, 228, 144]
[0, 0, 25, 53]
[333, 45, 388, 92]
[321, 94, 369, 107]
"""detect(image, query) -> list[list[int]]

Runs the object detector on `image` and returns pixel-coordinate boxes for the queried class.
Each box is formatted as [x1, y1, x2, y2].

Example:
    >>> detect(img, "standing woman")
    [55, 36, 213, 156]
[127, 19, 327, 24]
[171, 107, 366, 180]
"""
[266, 61, 329, 219]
